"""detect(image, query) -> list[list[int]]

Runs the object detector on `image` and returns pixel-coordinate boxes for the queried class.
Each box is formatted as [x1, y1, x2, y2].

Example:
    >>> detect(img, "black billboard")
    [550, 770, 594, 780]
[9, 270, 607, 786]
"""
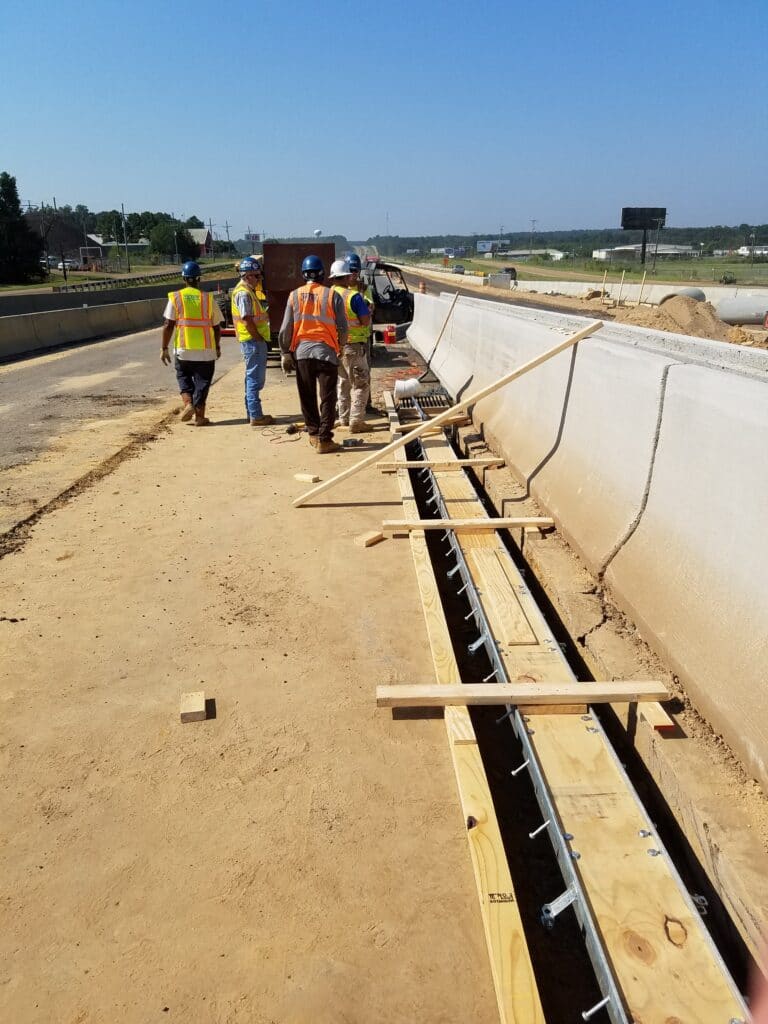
[621, 207, 666, 231]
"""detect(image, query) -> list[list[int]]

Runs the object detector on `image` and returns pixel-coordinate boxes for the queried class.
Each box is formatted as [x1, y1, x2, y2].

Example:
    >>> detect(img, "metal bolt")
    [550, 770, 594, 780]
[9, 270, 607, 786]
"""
[563, 832, 574, 841]
[495, 708, 514, 725]
[586, 726, 599, 734]
[510, 759, 529, 777]
[529, 820, 550, 839]
[570, 850, 581, 860]
[647, 849, 661, 857]
[638, 829, 652, 838]
[456, 582, 469, 596]
[447, 563, 462, 579]
[482, 668, 497, 683]
[582, 995, 611, 1020]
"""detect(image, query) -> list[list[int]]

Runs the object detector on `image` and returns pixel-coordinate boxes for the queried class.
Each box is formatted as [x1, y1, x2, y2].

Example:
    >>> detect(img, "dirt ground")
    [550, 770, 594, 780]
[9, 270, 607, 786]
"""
[0, 357, 499, 1023]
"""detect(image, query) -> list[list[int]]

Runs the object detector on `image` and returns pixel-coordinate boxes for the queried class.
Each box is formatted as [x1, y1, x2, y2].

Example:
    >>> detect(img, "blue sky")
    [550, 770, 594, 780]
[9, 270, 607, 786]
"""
[3, 0, 766, 240]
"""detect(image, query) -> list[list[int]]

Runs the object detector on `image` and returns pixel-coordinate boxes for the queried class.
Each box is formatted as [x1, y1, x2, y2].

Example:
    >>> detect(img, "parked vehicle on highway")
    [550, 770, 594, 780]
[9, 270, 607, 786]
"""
[360, 260, 415, 349]
[57, 259, 81, 271]
[452, 264, 465, 274]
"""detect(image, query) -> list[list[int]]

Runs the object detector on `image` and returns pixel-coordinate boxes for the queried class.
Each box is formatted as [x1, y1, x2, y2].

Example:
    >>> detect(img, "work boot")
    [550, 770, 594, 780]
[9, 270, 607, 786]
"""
[307, 432, 319, 447]
[348, 420, 367, 433]
[180, 394, 194, 422]
[193, 403, 210, 427]
[250, 414, 275, 426]
[316, 439, 341, 454]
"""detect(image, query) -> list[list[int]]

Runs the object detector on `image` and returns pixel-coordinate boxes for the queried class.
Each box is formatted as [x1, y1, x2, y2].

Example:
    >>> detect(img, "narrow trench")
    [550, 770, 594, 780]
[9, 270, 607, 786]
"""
[406, 434, 750, 1013]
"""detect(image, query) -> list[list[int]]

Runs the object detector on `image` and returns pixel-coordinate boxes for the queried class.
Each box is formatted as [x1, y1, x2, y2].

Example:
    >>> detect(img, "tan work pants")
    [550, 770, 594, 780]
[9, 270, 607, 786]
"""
[337, 344, 370, 426]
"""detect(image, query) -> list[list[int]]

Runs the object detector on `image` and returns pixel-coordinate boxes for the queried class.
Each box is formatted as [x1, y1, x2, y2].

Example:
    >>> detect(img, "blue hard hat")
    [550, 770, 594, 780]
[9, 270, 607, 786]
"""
[239, 256, 262, 275]
[301, 254, 324, 280]
[181, 260, 201, 279]
[346, 253, 362, 271]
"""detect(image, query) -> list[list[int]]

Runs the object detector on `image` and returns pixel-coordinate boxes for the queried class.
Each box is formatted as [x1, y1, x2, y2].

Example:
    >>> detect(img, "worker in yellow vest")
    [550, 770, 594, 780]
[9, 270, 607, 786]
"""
[328, 259, 372, 431]
[161, 261, 222, 426]
[278, 255, 347, 453]
[231, 257, 274, 425]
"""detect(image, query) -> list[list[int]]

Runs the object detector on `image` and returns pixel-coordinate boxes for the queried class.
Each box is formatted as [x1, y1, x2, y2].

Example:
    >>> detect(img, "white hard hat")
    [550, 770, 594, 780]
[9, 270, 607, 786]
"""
[329, 259, 350, 279]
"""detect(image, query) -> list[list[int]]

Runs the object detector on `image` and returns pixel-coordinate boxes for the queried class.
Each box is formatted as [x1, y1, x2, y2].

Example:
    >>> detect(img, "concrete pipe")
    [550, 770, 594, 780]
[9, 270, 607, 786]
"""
[715, 296, 768, 325]
[659, 287, 706, 304]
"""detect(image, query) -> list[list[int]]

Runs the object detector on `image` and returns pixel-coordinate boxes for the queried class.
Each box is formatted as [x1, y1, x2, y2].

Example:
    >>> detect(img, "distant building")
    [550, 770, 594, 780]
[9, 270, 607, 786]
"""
[189, 228, 213, 257]
[497, 248, 565, 261]
[737, 245, 768, 257]
[592, 244, 695, 261]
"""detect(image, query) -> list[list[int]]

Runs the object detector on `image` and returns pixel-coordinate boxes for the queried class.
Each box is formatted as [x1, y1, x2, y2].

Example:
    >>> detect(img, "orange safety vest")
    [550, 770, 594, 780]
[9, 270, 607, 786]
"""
[289, 282, 339, 353]
[169, 287, 216, 352]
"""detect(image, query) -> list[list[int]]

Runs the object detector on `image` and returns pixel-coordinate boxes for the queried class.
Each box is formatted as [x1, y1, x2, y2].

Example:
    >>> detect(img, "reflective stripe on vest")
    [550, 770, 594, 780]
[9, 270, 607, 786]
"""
[289, 283, 339, 353]
[332, 285, 368, 344]
[231, 281, 270, 343]
[170, 288, 215, 351]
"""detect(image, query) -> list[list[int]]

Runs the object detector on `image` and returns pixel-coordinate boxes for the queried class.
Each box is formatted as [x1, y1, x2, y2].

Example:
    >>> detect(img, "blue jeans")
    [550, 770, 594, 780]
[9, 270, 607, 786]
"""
[241, 340, 268, 419]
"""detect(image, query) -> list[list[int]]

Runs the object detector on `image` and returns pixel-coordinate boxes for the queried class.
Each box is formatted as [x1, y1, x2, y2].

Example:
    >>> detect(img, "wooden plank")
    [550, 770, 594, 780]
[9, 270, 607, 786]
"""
[294, 472, 321, 483]
[293, 321, 603, 505]
[392, 415, 471, 432]
[382, 516, 554, 534]
[180, 691, 206, 723]
[530, 715, 746, 1022]
[377, 681, 670, 708]
[467, 548, 538, 646]
[518, 704, 587, 716]
[378, 458, 505, 471]
[383, 392, 544, 1024]
[354, 530, 385, 548]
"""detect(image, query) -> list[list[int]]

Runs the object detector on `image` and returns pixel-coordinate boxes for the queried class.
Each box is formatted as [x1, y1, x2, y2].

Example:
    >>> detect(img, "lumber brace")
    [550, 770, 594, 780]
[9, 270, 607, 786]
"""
[376, 680, 670, 708]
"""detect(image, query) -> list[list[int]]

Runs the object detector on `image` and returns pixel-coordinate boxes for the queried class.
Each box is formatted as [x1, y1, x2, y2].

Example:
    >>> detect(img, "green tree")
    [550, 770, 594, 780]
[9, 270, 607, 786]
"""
[184, 215, 204, 229]
[0, 171, 43, 283]
[150, 222, 197, 260]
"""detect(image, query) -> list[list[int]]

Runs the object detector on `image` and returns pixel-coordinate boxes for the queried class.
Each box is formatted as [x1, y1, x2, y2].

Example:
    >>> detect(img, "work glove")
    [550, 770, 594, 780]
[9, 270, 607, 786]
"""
[281, 352, 295, 373]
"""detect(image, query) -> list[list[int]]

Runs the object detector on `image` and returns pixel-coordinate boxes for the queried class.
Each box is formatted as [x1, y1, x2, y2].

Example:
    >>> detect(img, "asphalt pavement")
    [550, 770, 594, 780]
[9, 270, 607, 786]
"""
[0, 330, 244, 473]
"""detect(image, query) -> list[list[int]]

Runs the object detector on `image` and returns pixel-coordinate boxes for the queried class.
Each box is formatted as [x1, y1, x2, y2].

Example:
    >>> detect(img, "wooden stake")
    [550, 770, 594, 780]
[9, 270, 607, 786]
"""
[616, 269, 626, 307]
[293, 320, 603, 506]
[636, 270, 648, 307]
[422, 290, 460, 369]
[600, 269, 608, 303]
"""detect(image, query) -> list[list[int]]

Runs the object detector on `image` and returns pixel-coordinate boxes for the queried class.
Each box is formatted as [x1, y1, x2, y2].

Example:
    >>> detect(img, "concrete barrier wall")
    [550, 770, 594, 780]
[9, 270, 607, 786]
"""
[0, 297, 169, 360]
[408, 292, 768, 787]
[0, 277, 237, 317]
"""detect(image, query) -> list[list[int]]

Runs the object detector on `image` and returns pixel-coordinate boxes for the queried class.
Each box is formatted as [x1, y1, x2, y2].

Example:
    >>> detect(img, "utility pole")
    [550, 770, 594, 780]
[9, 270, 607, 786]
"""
[121, 203, 131, 272]
[529, 218, 537, 258]
[223, 220, 232, 253]
[53, 197, 67, 284]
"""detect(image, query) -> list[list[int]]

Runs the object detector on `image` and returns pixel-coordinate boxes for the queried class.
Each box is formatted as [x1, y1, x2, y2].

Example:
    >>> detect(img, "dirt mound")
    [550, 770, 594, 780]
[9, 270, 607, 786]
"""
[614, 295, 731, 342]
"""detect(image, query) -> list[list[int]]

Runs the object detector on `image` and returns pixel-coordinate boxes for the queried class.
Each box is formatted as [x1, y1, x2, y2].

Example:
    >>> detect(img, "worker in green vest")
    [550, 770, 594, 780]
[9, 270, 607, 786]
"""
[231, 257, 274, 425]
[329, 259, 372, 431]
[161, 261, 223, 426]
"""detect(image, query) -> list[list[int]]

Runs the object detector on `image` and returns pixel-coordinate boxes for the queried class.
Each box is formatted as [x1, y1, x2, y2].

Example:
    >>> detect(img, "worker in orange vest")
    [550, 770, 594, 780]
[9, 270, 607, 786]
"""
[161, 261, 222, 426]
[279, 255, 347, 454]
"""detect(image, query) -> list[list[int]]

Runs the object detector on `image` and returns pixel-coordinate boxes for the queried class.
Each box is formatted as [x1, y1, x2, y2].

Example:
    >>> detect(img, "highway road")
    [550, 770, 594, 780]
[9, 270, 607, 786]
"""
[0, 329, 245, 540]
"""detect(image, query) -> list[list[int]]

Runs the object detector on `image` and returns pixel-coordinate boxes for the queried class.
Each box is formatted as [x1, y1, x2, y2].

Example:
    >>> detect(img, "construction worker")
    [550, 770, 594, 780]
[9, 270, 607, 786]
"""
[161, 260, 222, 426]
[328, 259, 372, 431]
[346, 252, 374, 310]
[278, 255, 347, 454]
[231, 256, 274, 426]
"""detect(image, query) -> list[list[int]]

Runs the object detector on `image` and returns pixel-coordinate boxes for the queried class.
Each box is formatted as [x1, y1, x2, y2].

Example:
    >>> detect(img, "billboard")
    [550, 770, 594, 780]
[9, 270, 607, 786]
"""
[621, 208, 666, 231]
[245, 232, 260, 242]
[477, 240, 510, 253]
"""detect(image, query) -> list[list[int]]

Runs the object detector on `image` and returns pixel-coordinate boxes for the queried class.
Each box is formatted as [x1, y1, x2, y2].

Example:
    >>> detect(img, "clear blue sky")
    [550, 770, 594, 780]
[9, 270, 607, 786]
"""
[3, 0, 766, 240]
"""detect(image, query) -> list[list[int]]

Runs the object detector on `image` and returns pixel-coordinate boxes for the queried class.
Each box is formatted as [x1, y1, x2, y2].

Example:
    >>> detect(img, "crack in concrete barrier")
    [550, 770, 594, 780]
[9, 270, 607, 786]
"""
[597, 362, 675, 579]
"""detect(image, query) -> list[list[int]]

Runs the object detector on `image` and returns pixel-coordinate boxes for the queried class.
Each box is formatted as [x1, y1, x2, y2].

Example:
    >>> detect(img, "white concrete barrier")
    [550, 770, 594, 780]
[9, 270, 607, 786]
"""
[0, 297, 166, 360]
[408, 292, 768, 787]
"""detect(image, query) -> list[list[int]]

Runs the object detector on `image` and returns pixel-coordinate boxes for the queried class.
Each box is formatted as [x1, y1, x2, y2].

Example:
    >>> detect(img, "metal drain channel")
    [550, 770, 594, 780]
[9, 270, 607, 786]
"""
[403, 394, 747, 1023]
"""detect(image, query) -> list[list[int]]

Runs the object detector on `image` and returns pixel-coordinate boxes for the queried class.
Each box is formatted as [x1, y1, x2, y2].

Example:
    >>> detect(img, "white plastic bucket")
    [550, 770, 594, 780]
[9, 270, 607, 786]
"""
[394, 378, 425, 400]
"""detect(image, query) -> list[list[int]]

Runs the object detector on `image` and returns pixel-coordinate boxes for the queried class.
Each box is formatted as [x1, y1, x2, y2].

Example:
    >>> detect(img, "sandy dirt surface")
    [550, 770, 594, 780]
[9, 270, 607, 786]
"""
[0, 358, 498, 1023]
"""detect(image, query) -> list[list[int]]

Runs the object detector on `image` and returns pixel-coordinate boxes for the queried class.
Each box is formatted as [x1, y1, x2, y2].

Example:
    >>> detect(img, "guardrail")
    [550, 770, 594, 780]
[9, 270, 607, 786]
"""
[52, 262, 236, 294]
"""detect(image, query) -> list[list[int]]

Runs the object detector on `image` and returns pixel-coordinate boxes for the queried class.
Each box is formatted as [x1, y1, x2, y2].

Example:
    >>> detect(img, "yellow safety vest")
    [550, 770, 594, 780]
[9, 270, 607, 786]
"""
[231, 281, 270, 343]
[169, 287, 216, 352]
[332, 285, 368, 344]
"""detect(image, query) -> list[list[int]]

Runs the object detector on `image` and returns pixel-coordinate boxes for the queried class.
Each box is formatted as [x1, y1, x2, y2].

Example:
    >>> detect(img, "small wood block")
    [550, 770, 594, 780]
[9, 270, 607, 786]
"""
[180, 691, 207, 723]
[355, 530, 385, 548]
[294, 473, 321, 483]
[639, 701, 676, 732]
